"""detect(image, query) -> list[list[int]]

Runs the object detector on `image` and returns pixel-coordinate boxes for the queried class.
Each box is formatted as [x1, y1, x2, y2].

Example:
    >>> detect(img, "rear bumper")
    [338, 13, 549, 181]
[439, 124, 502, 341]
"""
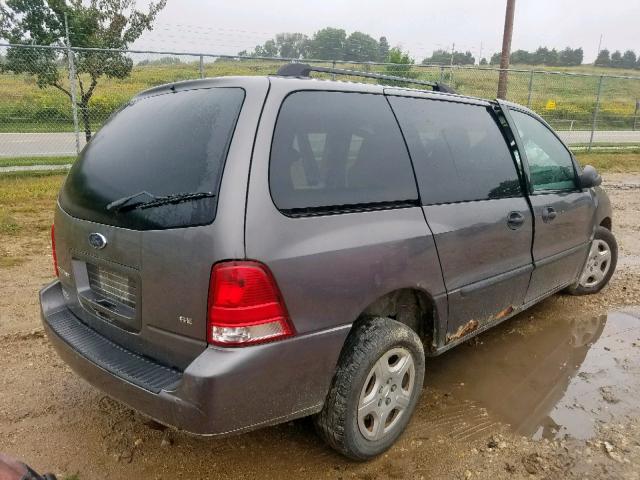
[40, 281, 350, 436]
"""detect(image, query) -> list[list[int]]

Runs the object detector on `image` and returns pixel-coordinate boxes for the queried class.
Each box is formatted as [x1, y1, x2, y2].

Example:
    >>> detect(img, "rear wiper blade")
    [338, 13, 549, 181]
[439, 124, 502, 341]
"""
[106, 191, 157, 212]
[134, 191, 216, 210]
[110, 191, 216, 213]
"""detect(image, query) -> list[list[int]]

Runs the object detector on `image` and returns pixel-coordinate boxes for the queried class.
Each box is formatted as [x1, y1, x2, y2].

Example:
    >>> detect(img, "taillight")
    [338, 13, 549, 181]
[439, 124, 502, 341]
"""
[51, 224, 59, 277]
[207, 261, 294, 346]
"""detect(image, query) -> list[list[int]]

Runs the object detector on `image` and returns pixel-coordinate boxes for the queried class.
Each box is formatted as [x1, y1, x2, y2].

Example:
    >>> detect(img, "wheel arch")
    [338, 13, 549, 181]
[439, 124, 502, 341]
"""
[600, 217, 612, 231]
[346, 287, 443, 354]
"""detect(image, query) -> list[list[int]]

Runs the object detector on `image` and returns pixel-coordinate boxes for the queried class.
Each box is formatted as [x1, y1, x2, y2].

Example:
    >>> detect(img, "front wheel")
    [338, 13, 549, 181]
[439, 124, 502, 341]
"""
[566, 226, 618, 295]
[314, 317, 425, 460]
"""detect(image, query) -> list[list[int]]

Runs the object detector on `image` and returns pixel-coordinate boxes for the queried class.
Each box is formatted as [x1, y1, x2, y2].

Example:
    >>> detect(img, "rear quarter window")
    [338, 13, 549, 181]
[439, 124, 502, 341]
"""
[269, 91, 418, 214]
[60, 87, 245, 230]
[388, 96, 522, 205]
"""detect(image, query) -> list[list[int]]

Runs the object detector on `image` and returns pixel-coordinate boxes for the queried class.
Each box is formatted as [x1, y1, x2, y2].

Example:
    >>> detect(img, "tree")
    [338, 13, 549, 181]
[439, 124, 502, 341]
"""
[558, 47, 572, 65]
[253, 39, 278, 57]
[307, 27, 346, 60]
[422, 49, 474, 65]
[388, 47, 413, 65]
[595, 49, 610, 66]
[510, 49, 532, 64]
[384, 47, 415, 82]
[559, 47, 583, 66]
[572, 47, 584, 66]
[378, 36, 390, 62]
[454, 51, 475, 65]
[479, 57, 488, 66]
[490, 52, 501, 65]
[421, 49, 451, 65]
[622, 50, 637, 69]
[506, 46, 583, 66]
[239, 27, 397, 63]
[610, 50, 623, 68]
[0, 0, 166, 141]
[274, 33, 308, 59]
[531, 47, 560, 66]
[343, 32, 379, 62]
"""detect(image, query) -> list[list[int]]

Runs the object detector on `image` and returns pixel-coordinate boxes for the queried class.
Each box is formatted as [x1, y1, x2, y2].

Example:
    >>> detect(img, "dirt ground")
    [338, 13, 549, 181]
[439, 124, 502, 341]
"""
[1, 173, 640, 479]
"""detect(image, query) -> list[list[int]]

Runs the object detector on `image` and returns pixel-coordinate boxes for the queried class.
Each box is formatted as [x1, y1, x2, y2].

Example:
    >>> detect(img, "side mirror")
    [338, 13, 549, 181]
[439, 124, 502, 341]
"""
[579, 165, 602, 189]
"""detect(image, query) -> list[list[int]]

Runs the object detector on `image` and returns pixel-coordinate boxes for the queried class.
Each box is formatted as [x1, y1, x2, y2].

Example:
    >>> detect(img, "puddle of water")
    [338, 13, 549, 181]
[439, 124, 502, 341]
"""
[424, 308, 640, 441]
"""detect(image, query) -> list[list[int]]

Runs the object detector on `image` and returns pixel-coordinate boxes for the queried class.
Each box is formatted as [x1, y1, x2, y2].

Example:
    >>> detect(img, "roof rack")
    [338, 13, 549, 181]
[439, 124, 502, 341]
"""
[276, 63, 458, 94]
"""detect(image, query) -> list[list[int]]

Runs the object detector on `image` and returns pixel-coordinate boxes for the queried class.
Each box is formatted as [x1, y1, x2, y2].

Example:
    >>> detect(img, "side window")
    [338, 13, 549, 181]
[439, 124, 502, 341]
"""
[510, 110, 577, 192]
[388, 97, 522, 205]
[270, 91, 418, 213]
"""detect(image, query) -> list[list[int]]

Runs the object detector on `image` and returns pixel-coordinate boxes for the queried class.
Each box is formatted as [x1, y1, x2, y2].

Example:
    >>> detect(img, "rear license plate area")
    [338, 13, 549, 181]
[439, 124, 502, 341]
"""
[73, 259, 141, 332]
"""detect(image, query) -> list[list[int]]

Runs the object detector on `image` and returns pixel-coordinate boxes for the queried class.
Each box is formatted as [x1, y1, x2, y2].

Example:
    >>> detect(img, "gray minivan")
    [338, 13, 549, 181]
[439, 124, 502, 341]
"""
[41, 64, 616, 460]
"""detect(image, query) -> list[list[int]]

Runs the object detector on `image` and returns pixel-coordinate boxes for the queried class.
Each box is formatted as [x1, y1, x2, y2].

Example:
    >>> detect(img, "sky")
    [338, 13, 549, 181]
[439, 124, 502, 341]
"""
[132, 0, 640, 63]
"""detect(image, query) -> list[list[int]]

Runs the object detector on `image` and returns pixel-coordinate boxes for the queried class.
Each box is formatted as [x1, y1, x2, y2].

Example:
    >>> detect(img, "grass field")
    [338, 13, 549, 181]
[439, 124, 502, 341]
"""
[576, 151, 640, 172]
[0, 173, 62, 267]
[1, 59, 639, 135]
[0, 156, 75, 167]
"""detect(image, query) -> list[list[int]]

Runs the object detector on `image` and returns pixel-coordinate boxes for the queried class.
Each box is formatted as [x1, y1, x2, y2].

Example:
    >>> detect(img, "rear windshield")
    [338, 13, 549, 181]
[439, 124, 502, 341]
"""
[60, 87, 245, 230]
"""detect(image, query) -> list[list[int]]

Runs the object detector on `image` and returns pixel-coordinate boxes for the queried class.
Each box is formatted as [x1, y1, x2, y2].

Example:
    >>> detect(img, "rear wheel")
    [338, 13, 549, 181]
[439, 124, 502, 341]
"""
[315, 317, 425, 460]
[566, 226, 617, 295]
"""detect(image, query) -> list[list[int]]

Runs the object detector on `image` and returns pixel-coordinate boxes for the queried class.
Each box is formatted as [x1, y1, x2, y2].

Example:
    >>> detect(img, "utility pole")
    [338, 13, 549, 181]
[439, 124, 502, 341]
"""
[479, 41, 483, 65]
[497, 0, 516, 99]
[596, 34, 603, 59]
[450, 42, 455, 67]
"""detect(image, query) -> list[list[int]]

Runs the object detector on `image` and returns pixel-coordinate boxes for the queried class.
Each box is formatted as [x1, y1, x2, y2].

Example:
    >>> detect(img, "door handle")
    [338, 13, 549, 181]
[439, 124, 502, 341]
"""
[542, 206, 557, 223]
[507, 211, 525, 230]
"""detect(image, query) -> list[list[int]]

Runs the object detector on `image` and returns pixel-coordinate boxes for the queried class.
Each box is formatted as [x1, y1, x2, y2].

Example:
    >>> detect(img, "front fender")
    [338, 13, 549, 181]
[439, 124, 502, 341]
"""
[592, 186, 613, 229]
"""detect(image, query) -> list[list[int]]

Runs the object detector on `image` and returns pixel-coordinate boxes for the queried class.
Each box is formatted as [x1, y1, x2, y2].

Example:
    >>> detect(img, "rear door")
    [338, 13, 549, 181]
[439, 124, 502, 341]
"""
[387, 92, 533, 342]
[503, 106, 595, 303]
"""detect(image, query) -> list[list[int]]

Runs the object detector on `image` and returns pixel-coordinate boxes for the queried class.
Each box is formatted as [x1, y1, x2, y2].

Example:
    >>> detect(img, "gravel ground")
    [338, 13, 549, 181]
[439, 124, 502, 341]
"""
[0, 173, 639, 479]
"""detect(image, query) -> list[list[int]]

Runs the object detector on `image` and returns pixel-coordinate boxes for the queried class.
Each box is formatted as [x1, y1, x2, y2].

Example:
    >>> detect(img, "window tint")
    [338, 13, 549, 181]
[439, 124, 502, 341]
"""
[510, 110, 576, 192]
[60, 87, 245, 230]
[388, 97, 522, 205]
[270, 91, 418, 213]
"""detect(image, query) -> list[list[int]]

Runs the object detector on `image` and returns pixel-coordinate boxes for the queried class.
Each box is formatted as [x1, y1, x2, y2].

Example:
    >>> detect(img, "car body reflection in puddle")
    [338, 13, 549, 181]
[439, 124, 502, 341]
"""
[425, 308, 640, 440]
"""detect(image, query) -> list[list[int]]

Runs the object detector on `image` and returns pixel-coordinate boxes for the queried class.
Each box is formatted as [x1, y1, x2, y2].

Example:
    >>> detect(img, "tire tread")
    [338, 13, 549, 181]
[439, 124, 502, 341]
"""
[314, 317, 424, 459]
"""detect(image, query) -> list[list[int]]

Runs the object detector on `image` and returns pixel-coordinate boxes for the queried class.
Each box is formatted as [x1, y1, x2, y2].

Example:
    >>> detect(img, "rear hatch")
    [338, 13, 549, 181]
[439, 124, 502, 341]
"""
[53, 85, 246, 369]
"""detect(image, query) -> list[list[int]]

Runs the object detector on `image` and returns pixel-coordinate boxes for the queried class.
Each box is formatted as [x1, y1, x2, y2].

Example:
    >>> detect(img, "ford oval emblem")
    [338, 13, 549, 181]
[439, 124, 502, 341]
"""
[88, 233, 107, 250]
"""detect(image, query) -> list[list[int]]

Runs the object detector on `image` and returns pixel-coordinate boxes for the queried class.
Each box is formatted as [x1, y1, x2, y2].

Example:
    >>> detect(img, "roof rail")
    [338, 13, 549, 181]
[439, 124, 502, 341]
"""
[276, 63, 458, 94]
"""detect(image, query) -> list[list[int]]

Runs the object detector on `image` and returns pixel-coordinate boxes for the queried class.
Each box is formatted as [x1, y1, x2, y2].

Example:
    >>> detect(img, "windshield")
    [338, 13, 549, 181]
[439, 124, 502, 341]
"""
[60, 87, 245, 230]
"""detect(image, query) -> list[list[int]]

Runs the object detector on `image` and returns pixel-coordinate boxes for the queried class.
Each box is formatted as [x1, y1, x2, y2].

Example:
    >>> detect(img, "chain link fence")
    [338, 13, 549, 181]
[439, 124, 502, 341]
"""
[1, 43, 640, 164]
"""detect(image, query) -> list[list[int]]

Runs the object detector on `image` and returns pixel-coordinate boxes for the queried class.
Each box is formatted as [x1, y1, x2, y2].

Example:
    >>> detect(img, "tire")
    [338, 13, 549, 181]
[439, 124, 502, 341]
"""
[566, 226, 618, 295]
[314, 317, 425, 460]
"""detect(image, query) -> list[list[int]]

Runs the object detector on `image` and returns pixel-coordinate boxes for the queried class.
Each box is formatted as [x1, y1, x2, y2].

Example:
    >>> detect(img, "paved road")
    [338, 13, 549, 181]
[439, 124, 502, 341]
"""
[0, 164, 71, 173]
[0, 133, 86, 157]
[1, 130, 640, 158]
[559, 130, 640, 145]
